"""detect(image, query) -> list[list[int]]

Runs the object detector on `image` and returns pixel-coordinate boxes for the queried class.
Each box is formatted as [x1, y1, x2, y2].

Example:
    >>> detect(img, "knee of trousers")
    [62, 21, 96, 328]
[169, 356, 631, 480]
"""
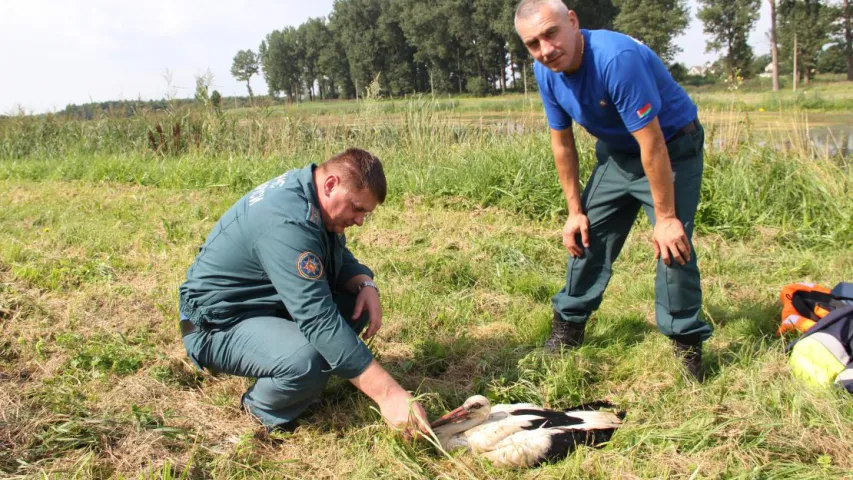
[655, 261, 702, 313]
[271, 345, 332, 395]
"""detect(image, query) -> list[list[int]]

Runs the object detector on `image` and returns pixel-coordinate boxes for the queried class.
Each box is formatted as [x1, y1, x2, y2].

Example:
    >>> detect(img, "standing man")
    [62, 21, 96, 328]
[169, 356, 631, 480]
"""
[515, 0, 712, 379]
[178, 148, 429, 435]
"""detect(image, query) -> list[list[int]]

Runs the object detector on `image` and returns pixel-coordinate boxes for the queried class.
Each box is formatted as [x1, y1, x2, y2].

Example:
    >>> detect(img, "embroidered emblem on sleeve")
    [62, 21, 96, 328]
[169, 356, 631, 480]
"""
[296, 251, 324, 280]
[637, 103, 652, 119]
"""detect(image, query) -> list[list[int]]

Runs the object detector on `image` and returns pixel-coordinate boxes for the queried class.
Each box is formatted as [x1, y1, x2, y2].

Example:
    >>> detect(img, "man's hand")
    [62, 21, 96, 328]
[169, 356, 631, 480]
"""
[350, 361, 430, 441]
[353, 285, 382, 339]
[653, 217, 691, 266]
[562, 214, 590, 258]
[378, 390, 430, 441]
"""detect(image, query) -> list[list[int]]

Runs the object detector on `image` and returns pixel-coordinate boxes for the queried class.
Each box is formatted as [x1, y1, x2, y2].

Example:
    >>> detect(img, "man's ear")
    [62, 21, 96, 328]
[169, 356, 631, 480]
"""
[323, 174, 340, 196]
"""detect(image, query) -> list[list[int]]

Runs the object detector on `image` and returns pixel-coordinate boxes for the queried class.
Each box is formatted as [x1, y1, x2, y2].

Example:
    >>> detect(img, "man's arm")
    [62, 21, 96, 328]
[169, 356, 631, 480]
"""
[632, 117, 691, 266]
[344, 273, 383, 339]
[350, 360, 430, 439]
[551, 127, 590, 257]
[254, 223, 373, 378]
[342, 274, 372, 294]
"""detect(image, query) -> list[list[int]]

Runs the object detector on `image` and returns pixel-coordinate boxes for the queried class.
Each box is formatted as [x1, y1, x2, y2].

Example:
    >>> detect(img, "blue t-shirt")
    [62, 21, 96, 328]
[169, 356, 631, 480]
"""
[535, 29, 697, 152]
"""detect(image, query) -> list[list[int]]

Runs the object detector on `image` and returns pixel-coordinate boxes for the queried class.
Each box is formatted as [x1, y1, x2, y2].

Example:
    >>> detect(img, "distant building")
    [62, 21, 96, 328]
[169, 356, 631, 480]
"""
[759, 62, 775, 78]
[688, 62, 714, 76]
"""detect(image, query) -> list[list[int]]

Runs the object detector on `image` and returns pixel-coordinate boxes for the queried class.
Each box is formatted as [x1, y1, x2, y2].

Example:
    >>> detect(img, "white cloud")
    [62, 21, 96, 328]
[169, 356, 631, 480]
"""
[0, 0, 334, 113]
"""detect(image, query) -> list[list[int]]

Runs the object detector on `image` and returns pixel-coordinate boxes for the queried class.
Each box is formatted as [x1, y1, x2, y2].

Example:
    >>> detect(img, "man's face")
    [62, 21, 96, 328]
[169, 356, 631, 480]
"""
[320, 176, 378, 234]
[516, 6, 579, 73]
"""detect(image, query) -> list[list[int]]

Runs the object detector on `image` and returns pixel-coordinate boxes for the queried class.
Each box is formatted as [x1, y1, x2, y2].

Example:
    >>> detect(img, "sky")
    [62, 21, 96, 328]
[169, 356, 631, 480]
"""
[0, 0, 773, 114]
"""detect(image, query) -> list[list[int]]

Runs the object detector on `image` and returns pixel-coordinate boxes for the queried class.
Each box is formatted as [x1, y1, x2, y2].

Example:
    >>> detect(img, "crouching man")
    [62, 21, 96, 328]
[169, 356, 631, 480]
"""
[178, 148, 428, 436]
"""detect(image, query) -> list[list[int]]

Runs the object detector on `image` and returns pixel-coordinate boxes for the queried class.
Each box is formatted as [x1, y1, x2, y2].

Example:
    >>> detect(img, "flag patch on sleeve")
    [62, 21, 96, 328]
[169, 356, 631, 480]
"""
[637, 103, 652, 119]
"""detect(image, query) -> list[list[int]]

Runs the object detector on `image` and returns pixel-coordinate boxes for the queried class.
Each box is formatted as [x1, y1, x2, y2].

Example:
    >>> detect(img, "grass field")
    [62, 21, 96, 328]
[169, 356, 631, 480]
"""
[1, 95, 852, 479]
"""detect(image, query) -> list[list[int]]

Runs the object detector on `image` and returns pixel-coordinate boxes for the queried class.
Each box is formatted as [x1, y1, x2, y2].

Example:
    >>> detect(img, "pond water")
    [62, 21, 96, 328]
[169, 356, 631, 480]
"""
[485, 113, 852, 159]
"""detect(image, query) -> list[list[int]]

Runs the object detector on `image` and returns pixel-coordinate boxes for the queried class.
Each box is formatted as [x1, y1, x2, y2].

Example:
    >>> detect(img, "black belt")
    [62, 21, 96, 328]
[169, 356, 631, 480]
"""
[180, 319, 199, 337]
[668, 118, 699, 143]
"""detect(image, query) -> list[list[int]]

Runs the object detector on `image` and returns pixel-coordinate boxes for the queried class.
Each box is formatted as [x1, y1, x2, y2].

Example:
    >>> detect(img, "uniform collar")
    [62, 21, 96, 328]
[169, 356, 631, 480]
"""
[299, 164, 325, 230]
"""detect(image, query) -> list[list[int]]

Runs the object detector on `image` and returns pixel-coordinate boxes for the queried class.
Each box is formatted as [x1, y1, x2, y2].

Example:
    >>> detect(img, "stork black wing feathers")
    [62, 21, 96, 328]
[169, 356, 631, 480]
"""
[538, 428, 618, 467]
[508, 408, 587, 429]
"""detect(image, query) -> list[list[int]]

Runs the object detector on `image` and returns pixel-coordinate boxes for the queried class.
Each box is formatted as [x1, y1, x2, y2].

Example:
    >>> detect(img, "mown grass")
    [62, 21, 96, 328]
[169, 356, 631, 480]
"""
[1, 98, 852, 478]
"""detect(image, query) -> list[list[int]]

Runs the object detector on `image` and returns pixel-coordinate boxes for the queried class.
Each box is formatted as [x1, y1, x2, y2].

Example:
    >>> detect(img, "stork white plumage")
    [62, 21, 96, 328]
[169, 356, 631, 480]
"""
[430, 395, 623, 468]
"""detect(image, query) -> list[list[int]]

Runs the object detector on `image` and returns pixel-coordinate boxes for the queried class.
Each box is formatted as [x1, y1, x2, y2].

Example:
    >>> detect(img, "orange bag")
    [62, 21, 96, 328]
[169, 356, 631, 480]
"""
[778, 283, 836, 335]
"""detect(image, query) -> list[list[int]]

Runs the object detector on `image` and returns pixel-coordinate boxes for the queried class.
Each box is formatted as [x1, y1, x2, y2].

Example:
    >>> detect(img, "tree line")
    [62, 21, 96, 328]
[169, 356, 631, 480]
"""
[51, 0, 853, 119]
[230, 0, 851, 102]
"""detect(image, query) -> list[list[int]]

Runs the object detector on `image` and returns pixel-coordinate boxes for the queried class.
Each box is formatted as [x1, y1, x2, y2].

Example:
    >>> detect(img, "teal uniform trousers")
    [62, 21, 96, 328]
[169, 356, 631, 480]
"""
[182, 293, 368, 427]
[552, 122, 713, 341]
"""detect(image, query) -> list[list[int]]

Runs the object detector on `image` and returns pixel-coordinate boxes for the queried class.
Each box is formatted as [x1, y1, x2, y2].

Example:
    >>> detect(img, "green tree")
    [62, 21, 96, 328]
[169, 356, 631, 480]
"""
[838, 0, 852, 79]
[330, 0, 409, 97]
[230, 49, 260, 101]
[375, 0, 418, 96]
[817, 42, 849, 72]
[491, 0, 529, 91]
[668, 62, 689, 82]
[259, 28, 304, 102]
[564, 0, 619, 29]
[297, 20, 322, 101]
[396, 0, 457, 93]
[613, 0, 690, 62]
[302, 17, 353, 99]
[778, 0, 835, 85]
[697, 0, 762, 81]
[210, 90, 222, 112]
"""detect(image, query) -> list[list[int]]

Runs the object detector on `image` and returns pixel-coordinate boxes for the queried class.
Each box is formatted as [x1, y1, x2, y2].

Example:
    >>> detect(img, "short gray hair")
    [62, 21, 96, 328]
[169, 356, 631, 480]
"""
[514, 0, 569, 25]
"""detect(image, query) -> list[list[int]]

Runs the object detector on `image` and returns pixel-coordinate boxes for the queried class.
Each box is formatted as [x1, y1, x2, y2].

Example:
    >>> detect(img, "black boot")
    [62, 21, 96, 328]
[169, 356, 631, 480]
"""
[672, 334, 705, 382]
[544, 312, 586, 352]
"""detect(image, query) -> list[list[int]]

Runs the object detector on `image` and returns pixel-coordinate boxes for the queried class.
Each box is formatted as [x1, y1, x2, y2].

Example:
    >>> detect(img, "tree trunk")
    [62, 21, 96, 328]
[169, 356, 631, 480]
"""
[457, 47, 464, 94]
[769, 0, 780, 91]
[509, 55, 517, 91]
[523, 62, 528, 96]
[499, 48, 506, 93]
[727, 37, 735, 82]
[793, 34, 798, 92]
[246, 80, 254, 106]
[845, 0, 853, 81]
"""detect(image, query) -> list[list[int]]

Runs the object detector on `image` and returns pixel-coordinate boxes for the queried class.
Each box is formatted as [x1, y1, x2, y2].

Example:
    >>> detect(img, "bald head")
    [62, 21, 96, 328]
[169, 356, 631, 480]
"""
[514, 0, 569, 28]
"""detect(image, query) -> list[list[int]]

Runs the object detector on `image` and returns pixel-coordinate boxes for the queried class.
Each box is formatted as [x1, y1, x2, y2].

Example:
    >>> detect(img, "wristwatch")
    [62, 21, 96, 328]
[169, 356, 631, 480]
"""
[357, 280, 379, 297]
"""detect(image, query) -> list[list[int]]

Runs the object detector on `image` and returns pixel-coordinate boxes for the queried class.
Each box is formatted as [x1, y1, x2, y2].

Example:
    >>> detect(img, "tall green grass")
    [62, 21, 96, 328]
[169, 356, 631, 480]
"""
[2, 98, 850, 248]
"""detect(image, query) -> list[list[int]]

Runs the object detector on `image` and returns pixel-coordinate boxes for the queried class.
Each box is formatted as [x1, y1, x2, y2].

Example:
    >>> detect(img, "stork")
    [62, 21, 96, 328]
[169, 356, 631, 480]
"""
[430, 395, 623, 468]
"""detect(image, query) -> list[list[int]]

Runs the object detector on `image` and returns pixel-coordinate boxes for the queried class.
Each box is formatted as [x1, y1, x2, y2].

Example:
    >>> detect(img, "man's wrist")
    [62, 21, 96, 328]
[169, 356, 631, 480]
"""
[357, 280, 379, 297]
[655, 211, 678, 222]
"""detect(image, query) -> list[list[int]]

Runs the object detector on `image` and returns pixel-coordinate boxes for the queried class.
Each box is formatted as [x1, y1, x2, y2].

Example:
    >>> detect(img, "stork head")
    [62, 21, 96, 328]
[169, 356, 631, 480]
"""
[430, 395, 492, 429]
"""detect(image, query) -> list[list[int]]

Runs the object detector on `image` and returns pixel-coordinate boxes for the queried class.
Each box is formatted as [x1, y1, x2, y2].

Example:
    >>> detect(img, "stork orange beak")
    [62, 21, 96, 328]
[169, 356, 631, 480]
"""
[430, 405, 470, 428]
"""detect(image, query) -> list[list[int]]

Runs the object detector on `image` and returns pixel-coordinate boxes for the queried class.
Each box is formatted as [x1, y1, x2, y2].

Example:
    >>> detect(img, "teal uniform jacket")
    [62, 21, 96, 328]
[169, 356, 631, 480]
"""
[179, 164, 374, 379]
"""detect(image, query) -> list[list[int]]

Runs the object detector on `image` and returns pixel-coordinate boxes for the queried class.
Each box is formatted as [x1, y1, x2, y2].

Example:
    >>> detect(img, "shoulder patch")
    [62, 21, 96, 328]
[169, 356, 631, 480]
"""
[296, 251, 324, 280]
[306, 203, 321, 226]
